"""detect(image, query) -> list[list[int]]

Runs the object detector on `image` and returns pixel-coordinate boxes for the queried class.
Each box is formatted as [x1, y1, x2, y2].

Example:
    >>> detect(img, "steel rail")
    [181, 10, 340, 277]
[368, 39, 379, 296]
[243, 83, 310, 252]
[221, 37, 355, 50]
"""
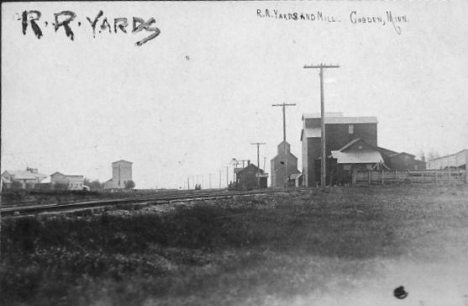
[1, 188, 292, 217]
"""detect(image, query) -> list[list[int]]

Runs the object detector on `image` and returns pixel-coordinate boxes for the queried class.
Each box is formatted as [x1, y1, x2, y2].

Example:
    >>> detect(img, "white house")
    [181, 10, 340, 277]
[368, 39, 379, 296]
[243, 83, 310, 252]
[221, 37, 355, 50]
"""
[1, 168, 47, 189]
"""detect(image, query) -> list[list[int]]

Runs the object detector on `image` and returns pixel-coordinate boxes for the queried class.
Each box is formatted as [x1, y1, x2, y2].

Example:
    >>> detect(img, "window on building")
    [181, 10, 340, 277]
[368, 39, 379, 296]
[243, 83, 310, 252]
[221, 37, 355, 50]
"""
[348, 124, 354, 134]
[366, 164, 373, 170]
[343, 165, 351, 171]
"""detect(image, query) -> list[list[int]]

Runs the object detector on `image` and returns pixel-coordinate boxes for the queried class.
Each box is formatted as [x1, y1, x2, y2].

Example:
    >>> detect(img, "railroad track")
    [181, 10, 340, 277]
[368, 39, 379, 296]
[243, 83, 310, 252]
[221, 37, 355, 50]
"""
[0, 188, 292, 217]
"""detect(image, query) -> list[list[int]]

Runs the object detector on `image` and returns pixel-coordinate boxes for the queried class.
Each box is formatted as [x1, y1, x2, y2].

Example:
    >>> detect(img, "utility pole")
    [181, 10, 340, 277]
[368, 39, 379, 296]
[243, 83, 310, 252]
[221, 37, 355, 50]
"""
[231, 158, 239, 186]
[251, 142, 266, 188]
[209, 173, 212, 189]
[187, 177, 190, 190]
[226, 166, 229, 186]
[272, 103, 296, 187]
[304, 63, 339, 189]
[219, 170, 222, 188]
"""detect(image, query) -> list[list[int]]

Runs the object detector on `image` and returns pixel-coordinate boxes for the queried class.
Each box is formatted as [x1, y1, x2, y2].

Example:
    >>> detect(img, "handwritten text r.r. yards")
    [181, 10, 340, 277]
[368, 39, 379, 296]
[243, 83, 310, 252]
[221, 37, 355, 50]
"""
[19, 10, 161, 46]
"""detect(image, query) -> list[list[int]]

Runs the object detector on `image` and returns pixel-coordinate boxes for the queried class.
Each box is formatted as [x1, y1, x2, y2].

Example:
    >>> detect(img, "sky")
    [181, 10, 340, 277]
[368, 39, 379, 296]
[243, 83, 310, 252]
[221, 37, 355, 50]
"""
[2, 1, 468, 189]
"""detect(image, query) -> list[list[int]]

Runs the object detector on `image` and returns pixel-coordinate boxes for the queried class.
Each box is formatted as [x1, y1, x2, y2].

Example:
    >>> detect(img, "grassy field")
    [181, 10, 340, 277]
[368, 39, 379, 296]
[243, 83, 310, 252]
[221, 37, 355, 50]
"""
[1, 185, 467, 306]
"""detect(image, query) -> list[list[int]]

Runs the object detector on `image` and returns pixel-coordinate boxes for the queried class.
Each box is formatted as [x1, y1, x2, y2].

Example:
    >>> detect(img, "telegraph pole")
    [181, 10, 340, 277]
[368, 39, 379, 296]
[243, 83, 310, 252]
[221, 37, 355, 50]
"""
[251, 142, 266, 188]
[187, 177, 190, 190]
[304, 63, 339, 189]
[219, 170, 222, 188]
[209, 173, 212, 189]
[272, 103, 296, 187]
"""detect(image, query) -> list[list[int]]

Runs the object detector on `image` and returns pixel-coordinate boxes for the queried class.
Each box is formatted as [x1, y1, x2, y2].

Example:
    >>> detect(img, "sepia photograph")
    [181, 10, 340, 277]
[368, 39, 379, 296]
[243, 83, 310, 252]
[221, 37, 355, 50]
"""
[1, 1, 467, 305]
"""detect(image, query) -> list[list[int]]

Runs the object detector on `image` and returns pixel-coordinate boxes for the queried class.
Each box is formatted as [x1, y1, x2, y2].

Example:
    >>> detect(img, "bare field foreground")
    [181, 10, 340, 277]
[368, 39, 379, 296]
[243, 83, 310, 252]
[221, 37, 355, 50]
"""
[1, 185, 468, 306]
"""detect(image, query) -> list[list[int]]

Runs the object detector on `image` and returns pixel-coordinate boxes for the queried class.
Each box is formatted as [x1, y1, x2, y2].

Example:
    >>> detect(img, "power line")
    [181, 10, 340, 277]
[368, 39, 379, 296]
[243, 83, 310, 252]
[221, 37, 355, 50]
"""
[304, 63, 340, 189]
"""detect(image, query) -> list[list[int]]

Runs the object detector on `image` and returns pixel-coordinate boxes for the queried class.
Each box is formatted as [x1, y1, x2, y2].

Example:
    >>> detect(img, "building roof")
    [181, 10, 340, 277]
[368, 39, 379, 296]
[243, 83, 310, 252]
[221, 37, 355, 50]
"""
[337, 138, 363, 151]
[330, 138, 384, 164]
[332, 138, 378, 153]
[51, 172, 83, 178]
[1, 177, 12, 184]
[271, 152, 298, 163]
[290, 173, 302, 180]
[387, 152, 416, 159]
[277, 141, 291, 150]
[427, 149, 468, 162]
[237, 163, 265, 174]
[302, 113, 378, 124]
[377, 146, 399, 158]
[2, 170, 47, 180]
[331, 151, 384, 164]
[301, 128, 321, 140]
[325, 117, 378, 124]
[302, 112, 343, 119]
[112, 160, 133, 165]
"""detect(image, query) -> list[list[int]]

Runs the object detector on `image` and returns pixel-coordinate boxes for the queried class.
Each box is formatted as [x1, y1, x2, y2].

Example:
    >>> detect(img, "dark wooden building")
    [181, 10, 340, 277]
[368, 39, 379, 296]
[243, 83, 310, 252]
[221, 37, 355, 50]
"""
[301, 112, 425, 187]
[301, 113, 378, 187]
[235, 163, 268, 189]
[383, 152, 426, 171]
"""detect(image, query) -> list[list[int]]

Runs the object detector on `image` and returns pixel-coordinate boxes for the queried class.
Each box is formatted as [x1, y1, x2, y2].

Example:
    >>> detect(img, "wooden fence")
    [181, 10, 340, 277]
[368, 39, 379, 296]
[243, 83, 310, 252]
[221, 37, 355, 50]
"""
[352, 169, 467, 185]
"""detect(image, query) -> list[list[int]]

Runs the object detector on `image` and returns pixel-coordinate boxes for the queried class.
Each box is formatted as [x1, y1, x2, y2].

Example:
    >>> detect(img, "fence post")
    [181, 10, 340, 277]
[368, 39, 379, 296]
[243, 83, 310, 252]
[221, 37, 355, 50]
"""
[421, 171, 424, 184]
[368, 171, 371, 185]
[448, 167, 451, 184]
[435, 169, 438, 185]
[381, 170, 384, 185]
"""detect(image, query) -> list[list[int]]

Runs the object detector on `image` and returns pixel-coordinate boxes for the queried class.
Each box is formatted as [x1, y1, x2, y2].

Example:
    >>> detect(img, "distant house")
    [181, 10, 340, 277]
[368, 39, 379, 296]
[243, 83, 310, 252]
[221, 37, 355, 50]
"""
[1, 168, 47, 189]
[382, 152, 426, 171]
[50, 172, 85, 190]
[270, 141, 300, 187]
[427, 149, 467, 170]
[235, 162, 268, 189]
[104, 160, 133, 189]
